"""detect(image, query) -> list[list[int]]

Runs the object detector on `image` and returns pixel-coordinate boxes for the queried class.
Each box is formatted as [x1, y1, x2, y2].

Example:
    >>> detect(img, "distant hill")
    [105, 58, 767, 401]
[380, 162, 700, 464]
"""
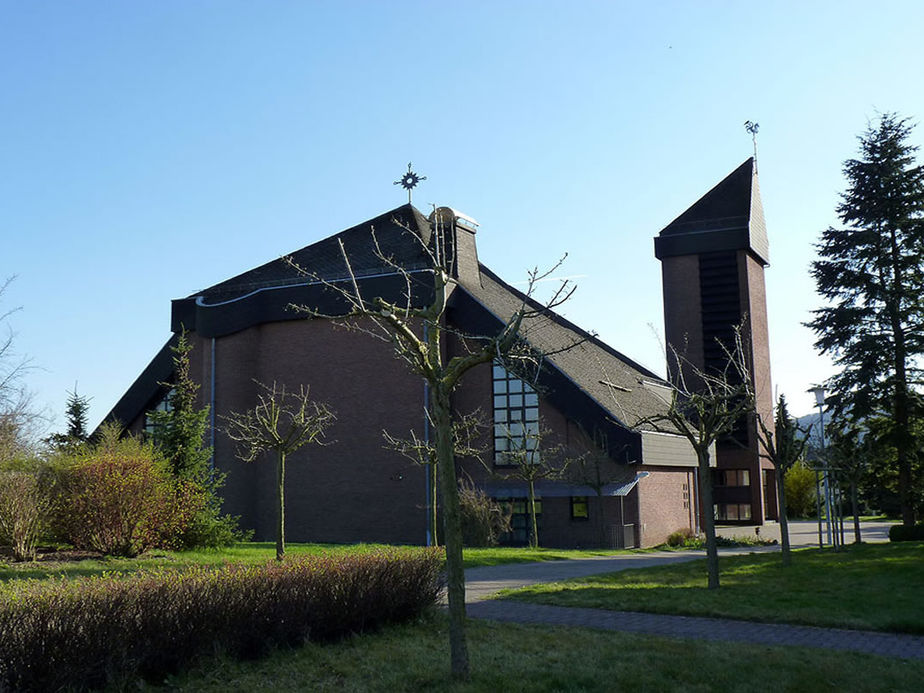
[796, 412, 823, 445]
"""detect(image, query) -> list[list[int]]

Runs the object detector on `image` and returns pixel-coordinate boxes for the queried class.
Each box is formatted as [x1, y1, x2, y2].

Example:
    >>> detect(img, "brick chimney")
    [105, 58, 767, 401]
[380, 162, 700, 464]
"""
[429, 206, 482, 288]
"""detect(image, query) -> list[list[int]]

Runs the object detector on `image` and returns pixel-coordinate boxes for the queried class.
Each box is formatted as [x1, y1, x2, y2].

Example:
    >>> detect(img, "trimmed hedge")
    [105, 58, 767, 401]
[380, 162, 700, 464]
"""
[0, 548, 444, 691]
[889, 523, 924, 542]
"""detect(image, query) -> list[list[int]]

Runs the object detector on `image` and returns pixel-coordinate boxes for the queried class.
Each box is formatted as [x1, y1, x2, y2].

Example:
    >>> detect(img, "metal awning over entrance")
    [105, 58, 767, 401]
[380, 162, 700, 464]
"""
[485, 472, 648, 499]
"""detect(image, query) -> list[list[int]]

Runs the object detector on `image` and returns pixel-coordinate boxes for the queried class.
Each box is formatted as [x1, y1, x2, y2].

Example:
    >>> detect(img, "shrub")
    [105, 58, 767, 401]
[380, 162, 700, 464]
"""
[889, 523, 924, 542]
[666, 528, 694, 547]
[0, 459, 51, 561]
[53, 432, 204, 556]
[0, 548, 444, 691]
[459, 479, 512, 546]
[785, 461, 818, 518]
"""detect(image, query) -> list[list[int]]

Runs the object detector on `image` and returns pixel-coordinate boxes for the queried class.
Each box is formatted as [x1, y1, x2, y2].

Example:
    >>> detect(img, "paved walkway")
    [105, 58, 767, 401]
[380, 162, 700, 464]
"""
[459, 546, 924, 661]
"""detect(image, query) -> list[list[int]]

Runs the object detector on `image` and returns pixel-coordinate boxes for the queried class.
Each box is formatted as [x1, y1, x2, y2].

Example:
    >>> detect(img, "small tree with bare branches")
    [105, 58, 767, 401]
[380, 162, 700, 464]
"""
[756, 394, 808, 565]
[489, 425, 567, 549]
[826, 418, 872, 545]
[222, 382, 335, 561]
[1, 277, 42, 462]
[289, 211, 581, 679]
[635, 328, 754, 589]
[382, 410, 486, 547]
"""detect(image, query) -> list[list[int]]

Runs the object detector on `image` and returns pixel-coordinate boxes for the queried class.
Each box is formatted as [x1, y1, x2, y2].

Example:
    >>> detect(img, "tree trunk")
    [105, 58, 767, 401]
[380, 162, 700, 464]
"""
[432, 387, 469, 680]
[276, 451, 286, 562]
[697, 448, 720, 589]
[776, 467, 791, 566]
[887, 228, 915, 527]
[527, 478, 539, 549]
[851, 481, 862, 544]
[430, 462, 439, 547]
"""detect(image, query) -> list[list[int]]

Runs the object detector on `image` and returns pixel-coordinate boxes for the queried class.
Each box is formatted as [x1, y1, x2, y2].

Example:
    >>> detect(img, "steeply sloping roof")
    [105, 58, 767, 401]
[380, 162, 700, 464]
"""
[102, 334, 178, 429]
[654, 158, 769, 264]
[197, 204, 432, 303]
[105, 203, 681, 459]
[454, 266, 676, 455]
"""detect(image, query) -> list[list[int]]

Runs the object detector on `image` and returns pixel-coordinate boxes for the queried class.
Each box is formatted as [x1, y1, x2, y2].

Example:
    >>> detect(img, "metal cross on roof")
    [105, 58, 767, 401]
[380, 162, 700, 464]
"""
[394, 162, 426, 204]
[744, 120, 759, 172]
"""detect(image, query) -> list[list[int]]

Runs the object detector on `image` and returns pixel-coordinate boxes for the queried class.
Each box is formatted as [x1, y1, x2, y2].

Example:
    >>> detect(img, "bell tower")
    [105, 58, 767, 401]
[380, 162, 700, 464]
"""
[654, 158, 776, 524]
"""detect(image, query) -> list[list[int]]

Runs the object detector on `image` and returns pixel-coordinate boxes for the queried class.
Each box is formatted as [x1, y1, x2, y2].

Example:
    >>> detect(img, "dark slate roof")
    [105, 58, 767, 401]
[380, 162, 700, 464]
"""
[104, 203, 680, 455]
[196, 204, 432, 303]
[654, 158, 769, 264]
[454, 266, 677, 454]
[102, 334, 178, 429]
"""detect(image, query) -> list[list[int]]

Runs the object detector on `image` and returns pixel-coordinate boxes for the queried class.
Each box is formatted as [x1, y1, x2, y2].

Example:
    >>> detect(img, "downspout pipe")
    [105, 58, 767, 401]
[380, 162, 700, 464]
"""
[210, 337, 216, 472]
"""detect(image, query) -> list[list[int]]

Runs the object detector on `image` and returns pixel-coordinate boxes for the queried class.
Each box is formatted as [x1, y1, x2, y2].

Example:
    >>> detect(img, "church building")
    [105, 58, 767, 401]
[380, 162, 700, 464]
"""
[104, 159, 774, 547]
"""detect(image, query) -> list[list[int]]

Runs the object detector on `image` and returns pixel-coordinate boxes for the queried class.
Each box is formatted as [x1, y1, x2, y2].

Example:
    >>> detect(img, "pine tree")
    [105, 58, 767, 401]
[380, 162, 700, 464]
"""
[148, 332, 241, 547]
[807, 113, 924, 526]
[65, 388, 90, 443]
[149, 333, 211, 484]
[45, 387, 91, 453]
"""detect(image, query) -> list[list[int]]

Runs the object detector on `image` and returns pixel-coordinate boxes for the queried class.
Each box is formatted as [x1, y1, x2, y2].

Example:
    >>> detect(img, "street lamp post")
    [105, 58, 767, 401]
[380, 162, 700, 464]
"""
[808, 385, 832, 546]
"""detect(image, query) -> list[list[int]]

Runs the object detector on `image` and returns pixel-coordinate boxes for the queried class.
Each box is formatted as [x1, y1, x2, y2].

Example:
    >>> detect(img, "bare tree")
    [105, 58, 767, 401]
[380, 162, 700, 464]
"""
[756, 395, 808, 565]
[1, 278, 42, 461]
[826, 419, 871, 545]
[289, 212, 581, 679]
[635, 328, 754, 589]
[222, 382, 335, 561]
[489, 424, 567, 549]
[382, 410, 486, 547]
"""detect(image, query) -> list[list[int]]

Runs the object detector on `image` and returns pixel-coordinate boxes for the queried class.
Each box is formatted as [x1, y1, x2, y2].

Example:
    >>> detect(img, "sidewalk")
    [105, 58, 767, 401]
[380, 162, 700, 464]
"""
[459, 547, 924, 661]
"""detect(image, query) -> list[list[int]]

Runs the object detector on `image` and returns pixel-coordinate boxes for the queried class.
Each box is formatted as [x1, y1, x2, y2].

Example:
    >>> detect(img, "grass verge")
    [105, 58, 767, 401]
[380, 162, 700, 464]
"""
[0, 543, 636, 581]
[500, 542, 924, 633]
[165, 612, 924, 692]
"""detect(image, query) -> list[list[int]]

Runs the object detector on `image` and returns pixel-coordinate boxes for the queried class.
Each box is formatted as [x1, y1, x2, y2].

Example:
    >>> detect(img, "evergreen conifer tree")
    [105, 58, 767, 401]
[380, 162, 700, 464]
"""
[807, 113, 924, 526]
[149, 333, 211, 483]
[45, 387, 91, 453]
[148, 332, 241, 546]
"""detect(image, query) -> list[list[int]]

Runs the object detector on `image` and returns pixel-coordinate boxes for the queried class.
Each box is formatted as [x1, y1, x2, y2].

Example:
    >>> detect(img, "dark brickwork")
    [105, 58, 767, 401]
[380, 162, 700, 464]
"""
[184, 319, 430, 545]
[656, 163, 777, 526]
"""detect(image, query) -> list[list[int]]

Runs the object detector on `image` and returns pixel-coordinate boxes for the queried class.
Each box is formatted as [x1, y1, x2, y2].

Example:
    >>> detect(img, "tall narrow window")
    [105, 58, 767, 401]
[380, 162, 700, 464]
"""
[492, 363, 539, 466]
[143, 389, 174, 440]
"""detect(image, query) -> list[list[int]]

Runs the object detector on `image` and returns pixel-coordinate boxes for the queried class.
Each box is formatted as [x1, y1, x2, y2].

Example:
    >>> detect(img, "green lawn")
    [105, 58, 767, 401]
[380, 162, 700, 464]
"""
[501, 542, 924, 633]
[0, 543, 634, 581]
[164, 612, 924, 692]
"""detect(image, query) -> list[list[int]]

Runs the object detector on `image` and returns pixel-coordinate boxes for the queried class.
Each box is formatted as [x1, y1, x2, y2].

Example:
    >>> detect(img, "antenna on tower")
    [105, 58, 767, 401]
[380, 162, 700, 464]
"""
[744, 121, 759, 172]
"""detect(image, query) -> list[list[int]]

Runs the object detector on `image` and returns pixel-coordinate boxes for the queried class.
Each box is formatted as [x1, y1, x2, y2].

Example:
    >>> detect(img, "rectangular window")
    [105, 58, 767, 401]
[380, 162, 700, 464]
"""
[571, 496, 589, 520]
[714, 503, 752, 521]
[492, 363, 540, 466]
[716, 469, 750, 487]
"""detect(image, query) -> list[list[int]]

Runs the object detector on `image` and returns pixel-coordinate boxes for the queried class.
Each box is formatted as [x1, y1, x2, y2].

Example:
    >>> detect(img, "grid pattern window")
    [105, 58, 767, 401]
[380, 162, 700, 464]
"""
[493, 363, 540, 466]
[715, 503, 752, 521]
[716, 469, 750, 487]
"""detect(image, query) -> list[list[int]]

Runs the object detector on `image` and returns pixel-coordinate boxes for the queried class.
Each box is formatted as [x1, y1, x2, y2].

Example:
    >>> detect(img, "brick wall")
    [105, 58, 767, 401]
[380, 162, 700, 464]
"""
[203, 318, 429, 545]
[636, 466, 696, 547]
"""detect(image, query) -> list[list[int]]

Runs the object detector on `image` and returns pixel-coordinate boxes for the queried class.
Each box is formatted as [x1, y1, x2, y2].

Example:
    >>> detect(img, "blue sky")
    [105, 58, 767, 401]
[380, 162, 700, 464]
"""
[3, 1, 923, 432]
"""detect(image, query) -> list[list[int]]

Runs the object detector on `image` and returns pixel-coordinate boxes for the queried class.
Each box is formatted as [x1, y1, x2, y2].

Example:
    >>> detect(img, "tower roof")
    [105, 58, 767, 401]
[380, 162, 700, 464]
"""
[654, 158, 769, 265]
